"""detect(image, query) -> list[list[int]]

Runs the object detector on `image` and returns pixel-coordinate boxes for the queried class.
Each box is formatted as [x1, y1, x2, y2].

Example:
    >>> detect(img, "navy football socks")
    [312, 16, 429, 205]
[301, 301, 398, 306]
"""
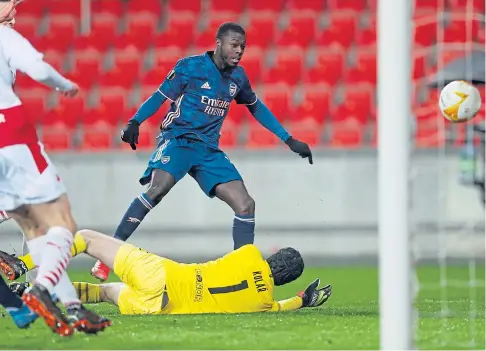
[114, 193, 155, 241]
[232, 214, 255, 250]
[0, 276, 22, 309]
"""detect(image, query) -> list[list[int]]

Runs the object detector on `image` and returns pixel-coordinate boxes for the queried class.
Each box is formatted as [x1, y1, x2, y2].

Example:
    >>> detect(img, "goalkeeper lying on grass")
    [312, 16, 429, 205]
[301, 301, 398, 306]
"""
[0, 230, 331, 315]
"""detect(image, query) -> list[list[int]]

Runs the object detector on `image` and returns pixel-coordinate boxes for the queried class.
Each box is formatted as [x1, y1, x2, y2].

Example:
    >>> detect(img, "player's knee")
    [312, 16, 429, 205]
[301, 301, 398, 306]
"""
[145, 185, 166, 205]
[145, 171, 175, 204]
[235, 196, 255, 215]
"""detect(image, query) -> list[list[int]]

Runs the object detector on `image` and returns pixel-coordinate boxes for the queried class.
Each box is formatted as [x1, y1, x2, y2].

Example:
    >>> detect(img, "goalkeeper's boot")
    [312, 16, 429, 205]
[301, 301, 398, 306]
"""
[9, 281, 31, 297]
[22, 284, 73, 337]
[90, 260, 110, 282]
[6, 302, 38, 329]
[67, 304, 112, 334]
[0, 250, 28, 281]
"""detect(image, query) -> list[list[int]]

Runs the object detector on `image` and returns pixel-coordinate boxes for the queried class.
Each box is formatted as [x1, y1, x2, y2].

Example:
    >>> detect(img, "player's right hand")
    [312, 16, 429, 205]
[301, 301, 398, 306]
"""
[61, 82, 79, 98]
[298, 278, 332, 308]
[121, 120, 140, 150]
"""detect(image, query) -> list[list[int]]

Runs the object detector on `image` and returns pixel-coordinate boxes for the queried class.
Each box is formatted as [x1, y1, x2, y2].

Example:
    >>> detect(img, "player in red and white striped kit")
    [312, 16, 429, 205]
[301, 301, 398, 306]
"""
[0, 0, 110, 336]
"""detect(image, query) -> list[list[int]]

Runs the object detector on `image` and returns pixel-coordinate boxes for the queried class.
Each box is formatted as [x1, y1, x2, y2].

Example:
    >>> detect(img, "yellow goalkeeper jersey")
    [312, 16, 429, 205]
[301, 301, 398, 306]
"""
[162, 244, 278, 314]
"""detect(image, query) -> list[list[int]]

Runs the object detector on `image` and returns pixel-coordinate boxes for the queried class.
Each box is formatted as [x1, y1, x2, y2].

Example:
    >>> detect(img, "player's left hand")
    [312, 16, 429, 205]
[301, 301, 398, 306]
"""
[285, 137, 313, 164]
[121, 120, 140, 150]
[298, 278, 332, 308]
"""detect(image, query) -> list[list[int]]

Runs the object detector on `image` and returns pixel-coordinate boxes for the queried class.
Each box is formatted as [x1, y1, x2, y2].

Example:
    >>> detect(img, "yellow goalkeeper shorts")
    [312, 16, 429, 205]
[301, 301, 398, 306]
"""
[114, 243, 168, 315]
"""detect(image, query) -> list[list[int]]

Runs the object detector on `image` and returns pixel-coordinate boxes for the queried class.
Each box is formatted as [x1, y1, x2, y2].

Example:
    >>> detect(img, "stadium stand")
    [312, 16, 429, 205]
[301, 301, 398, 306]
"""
[11, 0, 486, 151]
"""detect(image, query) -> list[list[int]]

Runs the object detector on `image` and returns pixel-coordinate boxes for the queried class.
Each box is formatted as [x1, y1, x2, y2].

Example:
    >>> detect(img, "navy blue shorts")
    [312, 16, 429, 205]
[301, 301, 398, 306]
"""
[140, 136, 242, 197]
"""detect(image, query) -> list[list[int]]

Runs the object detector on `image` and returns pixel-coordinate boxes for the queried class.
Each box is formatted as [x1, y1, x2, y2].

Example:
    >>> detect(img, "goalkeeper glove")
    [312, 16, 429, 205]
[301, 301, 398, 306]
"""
[298, 278, 332, 308]
[285, 137, 313, 164]
[121, 120, 140, 150]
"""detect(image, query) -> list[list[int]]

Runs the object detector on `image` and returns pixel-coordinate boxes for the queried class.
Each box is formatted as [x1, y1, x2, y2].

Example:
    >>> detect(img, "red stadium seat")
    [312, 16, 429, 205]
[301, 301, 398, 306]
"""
[14, 16, 40, 39]
[100, 48, 141, 88]
[227, 103, 250, 125]
[245, 122, 279, 149]
[443, 18, 481, 43]
[414, 0, 440, 13]
[477, 26, 485, 44]
[79, 122, 115, 151]
[13, 72, 39, 89]
[258, 83, 292, 121]
[16, 1, 46, 17]
[288, 119, 322, 147]
[264, 47, 304, 85]
[448, 0, 485, 13]
[327, 0, 366, 12]
[46, 93, 86, 128]
[39, 123, 73, 151]
[245, 12, 276, 49]
[117, 14, 158, 51]
[333, 85, 375, 125]
[147, 48, 185, 83]
[167, 0, 201, 13]
[413, 16, 437, 47]
[209, 0, 246, 13]
[91, 0, 124, 16]
[240, 47, 263, 84]
[413, 53, 427, 80]
[155, 12, 196, 49]
[329, 119, 364, 148]
[292, 84, 331, 124]
[304, 47, 345, 86]
[218, 121, 239, 149]
[126, 0, 162, 15]
[317, 11, 358, 48]
[287, 0, 325, 11]
[70, 49, 103, 88]
[85, 87, 128, 126]
[18, 88, 49, 125]
[344, 47, 377, 85]
[356, 16, 376, 46]
[47, 0, 81, 16]
[44, 15, 78, 50]
[74, 13, 118, 51]
[247, 0, 285, 11]
[415, 122, 445, 148]
[276, 11, 318, 48]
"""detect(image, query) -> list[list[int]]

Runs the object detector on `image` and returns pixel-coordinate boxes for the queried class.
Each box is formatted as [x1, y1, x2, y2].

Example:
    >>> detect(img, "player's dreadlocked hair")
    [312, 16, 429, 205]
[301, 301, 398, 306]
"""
[216, 22, 245, 39]
[266, 247, 304, 286]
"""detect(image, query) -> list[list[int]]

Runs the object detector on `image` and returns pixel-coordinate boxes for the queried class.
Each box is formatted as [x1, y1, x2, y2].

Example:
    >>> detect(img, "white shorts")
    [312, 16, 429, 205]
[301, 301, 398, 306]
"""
[0, 142, 66, 211]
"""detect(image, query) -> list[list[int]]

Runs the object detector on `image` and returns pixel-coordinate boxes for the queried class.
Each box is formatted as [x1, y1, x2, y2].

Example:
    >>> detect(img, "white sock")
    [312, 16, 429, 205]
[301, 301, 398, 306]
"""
[26, 227, 79, 306]
[53, 271, 81, 307]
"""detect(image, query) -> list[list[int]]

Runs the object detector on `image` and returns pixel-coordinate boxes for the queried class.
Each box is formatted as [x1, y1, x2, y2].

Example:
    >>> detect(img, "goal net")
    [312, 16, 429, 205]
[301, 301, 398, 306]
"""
[379, 0, 485, 349]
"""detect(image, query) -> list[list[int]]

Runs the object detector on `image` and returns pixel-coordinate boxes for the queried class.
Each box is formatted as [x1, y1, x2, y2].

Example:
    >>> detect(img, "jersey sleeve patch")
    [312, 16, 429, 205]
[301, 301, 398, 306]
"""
[166, 69, 176, 80]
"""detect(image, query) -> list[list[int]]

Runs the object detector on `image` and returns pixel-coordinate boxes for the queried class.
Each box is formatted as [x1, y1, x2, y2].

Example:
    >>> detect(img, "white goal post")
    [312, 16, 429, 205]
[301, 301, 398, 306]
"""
[377, 0, 414, 349]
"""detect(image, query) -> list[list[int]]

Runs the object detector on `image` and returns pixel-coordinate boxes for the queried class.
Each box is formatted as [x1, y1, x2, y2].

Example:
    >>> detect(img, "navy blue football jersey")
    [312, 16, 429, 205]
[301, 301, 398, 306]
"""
[156, 51, 257, 147]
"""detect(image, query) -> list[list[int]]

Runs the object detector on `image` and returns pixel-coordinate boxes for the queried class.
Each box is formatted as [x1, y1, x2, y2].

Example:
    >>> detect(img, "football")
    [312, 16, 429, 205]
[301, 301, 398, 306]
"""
[439, 80, 482, 123]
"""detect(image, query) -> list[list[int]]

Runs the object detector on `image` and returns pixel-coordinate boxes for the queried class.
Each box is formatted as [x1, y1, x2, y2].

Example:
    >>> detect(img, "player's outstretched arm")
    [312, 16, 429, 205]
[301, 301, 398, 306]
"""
[269, 278, 332, 312]
[120, 90, 167, 150]
[1, 26, 76, 94]
[247, 100, 313, 164]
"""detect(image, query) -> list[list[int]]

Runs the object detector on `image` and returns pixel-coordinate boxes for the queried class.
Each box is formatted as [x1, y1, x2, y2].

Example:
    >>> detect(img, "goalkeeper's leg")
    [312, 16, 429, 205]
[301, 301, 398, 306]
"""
[73, 282, 123, 306]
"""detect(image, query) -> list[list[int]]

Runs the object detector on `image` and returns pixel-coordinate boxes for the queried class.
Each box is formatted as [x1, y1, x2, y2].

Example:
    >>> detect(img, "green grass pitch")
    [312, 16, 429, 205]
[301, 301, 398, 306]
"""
[0, 266, 484, 349]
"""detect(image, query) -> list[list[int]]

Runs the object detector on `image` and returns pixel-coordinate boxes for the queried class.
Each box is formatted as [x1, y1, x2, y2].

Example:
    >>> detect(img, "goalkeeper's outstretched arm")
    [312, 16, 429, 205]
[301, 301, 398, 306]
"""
[269, 278, 333, 312]
[270, 296, 304, 312]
